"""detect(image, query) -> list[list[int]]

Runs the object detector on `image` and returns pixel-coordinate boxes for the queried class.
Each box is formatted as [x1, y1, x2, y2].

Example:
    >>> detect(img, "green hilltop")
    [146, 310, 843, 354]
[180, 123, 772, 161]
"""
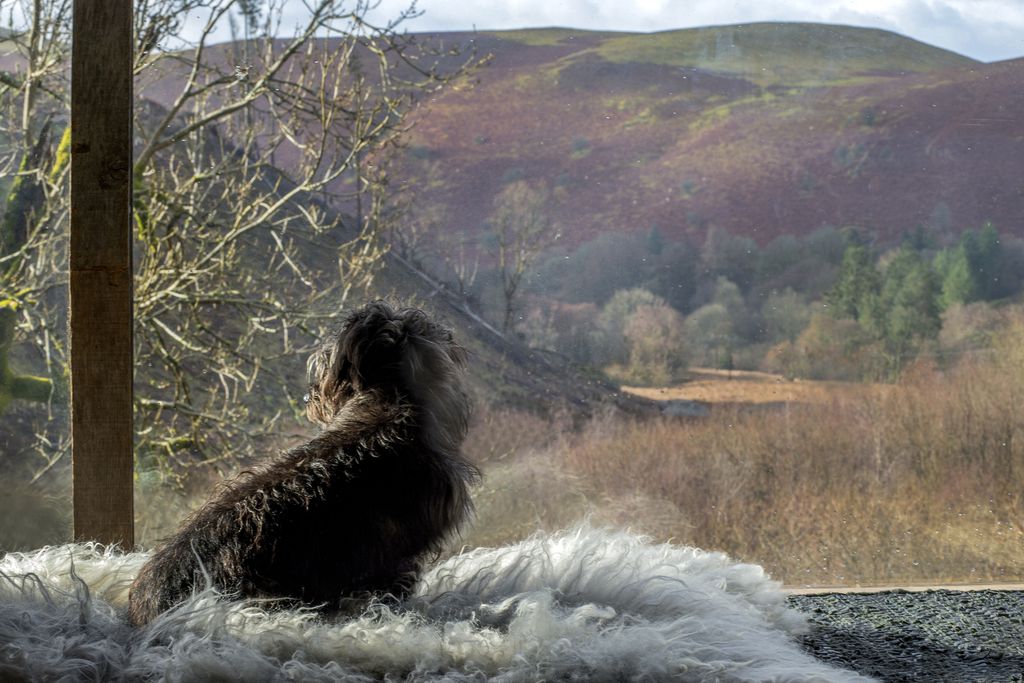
[485, 23, 976, 87]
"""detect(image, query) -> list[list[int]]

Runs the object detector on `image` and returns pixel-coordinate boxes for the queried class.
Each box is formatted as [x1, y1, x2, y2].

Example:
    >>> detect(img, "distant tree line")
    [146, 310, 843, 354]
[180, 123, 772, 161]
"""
[511, 220, 1024, 384]
[392, 157, 1024, 386]
[804, 222, 1024, 378]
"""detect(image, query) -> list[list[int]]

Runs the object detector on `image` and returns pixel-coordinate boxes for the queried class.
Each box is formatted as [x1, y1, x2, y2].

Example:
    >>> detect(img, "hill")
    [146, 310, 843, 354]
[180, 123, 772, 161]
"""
[126, 22, 1023, 400]
[9, 21, 1019, 419]
[392, 23, 1022, 249]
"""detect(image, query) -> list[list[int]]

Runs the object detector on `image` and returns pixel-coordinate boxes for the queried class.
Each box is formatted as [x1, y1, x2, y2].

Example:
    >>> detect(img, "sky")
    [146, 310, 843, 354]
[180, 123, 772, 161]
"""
[345, 0, 1024, 62]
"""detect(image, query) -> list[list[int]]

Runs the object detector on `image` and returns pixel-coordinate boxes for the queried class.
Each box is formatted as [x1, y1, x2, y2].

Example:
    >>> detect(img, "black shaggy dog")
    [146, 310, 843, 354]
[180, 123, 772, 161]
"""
[128, 302, 480, 626]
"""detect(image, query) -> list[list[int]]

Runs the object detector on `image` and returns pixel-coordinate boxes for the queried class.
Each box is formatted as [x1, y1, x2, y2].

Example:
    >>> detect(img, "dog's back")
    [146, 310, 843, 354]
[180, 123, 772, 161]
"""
[128, 303, 478, 626]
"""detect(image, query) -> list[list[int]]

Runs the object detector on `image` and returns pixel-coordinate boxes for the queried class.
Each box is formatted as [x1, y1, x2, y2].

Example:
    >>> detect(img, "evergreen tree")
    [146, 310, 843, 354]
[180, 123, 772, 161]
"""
[887, 261, 940, 343]
[826, 244, 878, 320]
[880, 250, 941, 368]
[938, 246, 978, 309]
[974, 222, 1002, 299]
[938, 223, 1003, 302]
[858, 290, 885, 338]
[878, 248, 918, 310]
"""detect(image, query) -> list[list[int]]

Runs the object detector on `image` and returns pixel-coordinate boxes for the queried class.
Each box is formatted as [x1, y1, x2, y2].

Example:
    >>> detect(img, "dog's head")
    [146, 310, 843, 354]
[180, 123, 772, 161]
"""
[305, 301, 470, 450]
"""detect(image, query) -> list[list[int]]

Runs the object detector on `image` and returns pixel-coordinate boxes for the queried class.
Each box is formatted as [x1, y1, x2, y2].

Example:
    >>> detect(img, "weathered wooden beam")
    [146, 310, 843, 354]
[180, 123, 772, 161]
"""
[70, 0, 134, 547]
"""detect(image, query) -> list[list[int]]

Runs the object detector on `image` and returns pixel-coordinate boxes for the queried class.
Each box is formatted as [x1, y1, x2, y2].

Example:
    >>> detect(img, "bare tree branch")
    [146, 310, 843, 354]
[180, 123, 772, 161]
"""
[0, 0, 480, 480]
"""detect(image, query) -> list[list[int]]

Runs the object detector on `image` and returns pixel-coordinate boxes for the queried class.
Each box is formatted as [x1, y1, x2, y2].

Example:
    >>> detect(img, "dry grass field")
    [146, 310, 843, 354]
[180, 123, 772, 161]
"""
[464, 327, 1024, 588]
[119, 328, 1024, 590]
[621, 368, 884, 406]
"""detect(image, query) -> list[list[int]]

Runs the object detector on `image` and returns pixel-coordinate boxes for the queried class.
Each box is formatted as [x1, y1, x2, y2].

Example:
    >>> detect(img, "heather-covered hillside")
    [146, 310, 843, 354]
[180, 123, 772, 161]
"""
[396, 23, 1022, 248]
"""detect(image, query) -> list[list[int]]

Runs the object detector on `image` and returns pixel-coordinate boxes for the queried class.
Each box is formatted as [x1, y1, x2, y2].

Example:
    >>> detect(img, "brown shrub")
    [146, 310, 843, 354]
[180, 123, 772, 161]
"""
[762, 313, 885, 381]
[623, 304, 689, 385]
[552, 333, 1024, 585]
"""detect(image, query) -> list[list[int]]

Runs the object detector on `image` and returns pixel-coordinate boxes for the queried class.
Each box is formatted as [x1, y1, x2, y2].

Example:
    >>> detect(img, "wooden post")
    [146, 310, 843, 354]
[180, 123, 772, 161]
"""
[70, 0, 134, 547]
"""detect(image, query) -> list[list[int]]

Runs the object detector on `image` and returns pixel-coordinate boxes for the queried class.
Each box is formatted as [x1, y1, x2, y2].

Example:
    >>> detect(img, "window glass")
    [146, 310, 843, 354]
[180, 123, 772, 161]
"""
[7, 1, 1019, 590]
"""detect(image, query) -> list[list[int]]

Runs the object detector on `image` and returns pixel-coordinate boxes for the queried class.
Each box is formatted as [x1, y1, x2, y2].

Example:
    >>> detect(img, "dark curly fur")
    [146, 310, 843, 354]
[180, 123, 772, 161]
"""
[127, 302, 479, 626]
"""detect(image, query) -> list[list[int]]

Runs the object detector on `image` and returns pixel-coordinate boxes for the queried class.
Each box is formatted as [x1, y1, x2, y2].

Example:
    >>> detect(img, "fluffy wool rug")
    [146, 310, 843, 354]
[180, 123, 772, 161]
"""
[0, 526, 873, 682]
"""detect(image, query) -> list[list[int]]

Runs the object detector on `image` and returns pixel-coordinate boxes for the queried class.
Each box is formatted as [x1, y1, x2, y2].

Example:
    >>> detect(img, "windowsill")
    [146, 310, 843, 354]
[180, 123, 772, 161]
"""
[786, 582, 1024, 595]
[788, 586, 1024, 680]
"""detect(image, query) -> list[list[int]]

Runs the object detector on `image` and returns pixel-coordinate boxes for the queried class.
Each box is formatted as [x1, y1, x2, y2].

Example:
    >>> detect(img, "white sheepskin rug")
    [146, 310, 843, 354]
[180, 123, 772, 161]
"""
[0, 526, 873, 682]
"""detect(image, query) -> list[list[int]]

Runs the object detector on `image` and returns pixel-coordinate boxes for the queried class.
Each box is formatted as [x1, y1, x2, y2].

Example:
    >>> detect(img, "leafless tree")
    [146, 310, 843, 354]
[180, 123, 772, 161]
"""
[488, 179, 557, 333]
[388, 198, 480, 299]
[0, 0, 476, 480]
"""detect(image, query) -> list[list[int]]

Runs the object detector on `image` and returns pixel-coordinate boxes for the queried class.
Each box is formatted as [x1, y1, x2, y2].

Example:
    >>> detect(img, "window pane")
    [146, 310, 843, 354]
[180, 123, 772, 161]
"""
[124, 3, 1022, 590]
